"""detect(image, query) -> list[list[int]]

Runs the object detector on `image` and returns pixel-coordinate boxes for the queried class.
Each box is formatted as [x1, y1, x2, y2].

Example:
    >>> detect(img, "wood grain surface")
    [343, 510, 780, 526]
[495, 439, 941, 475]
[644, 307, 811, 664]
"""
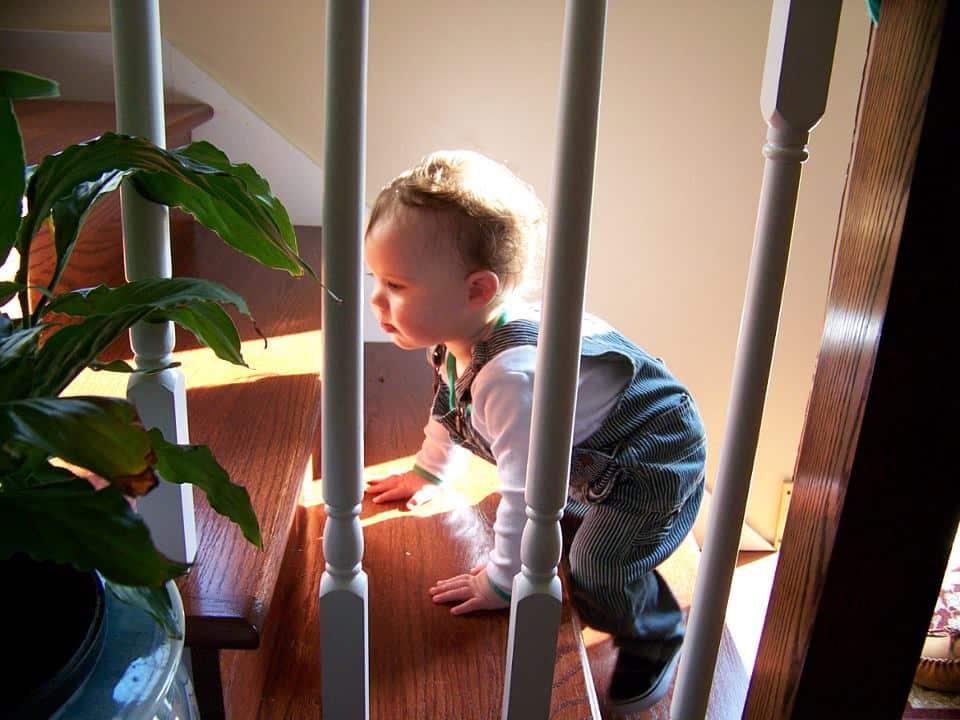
[745, 2, 958, 718]
[258, 490, 600, 719]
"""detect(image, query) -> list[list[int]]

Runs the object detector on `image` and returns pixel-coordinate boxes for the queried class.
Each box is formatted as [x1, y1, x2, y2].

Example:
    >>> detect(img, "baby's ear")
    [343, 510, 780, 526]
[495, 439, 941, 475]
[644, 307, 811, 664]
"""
[466, 270, 500, 308]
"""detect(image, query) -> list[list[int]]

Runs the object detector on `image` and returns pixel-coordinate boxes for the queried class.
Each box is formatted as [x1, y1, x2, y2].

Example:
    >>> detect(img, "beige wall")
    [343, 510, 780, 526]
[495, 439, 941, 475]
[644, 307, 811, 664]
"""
[0, 1, 871, 543]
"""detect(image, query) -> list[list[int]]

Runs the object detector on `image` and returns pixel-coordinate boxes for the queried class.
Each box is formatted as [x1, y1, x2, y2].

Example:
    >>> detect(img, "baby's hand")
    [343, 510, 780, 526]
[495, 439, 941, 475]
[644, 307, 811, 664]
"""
[429, 566, 509, 615]
[364, 469, 439, 509]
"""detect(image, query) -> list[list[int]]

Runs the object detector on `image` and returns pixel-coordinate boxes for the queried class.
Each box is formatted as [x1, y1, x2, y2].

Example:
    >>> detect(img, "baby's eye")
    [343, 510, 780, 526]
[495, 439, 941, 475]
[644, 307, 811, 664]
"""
[385, 281, 404, 291]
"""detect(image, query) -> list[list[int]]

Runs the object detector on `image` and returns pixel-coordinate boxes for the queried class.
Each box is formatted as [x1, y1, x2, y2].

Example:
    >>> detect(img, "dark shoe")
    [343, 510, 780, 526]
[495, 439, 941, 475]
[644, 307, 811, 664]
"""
[608, 644, 682, 715]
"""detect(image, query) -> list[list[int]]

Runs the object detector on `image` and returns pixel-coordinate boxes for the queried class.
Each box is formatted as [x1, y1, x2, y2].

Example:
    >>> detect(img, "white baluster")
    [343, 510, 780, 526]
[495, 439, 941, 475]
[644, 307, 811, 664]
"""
[110, 0, 196, 564]
[670, 2, 841, 717]
[319, 1, 369, 718]
[502, 2, 607, 718]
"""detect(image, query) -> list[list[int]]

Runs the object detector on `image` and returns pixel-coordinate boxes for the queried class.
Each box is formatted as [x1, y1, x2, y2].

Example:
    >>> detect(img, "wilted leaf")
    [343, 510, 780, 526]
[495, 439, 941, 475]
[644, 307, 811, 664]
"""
[113, 466, 159, 498]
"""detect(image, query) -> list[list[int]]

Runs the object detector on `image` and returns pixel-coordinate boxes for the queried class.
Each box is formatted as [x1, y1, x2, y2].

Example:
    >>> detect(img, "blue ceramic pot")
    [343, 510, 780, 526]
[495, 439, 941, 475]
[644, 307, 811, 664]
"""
[1, 554, 107, 718]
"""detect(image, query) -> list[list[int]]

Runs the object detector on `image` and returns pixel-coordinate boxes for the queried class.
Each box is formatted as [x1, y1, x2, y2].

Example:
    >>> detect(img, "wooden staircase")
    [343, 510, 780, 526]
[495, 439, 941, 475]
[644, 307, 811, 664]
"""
[17, 101, 740, 720]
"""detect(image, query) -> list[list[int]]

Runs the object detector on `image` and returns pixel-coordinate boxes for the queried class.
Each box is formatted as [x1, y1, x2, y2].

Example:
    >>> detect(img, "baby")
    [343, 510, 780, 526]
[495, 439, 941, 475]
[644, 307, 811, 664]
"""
[364, 150, 706, 713]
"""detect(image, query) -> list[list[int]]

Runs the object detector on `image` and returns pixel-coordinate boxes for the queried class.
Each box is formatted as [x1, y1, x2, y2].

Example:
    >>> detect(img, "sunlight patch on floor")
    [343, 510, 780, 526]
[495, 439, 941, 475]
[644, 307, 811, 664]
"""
[62, 329, 323, 398]
[301, 454, 500, 529]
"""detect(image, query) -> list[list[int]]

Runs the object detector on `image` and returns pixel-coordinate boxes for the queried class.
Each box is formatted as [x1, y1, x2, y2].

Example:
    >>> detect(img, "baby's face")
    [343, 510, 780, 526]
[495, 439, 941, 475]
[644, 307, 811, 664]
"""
[365, 207, 476, 351]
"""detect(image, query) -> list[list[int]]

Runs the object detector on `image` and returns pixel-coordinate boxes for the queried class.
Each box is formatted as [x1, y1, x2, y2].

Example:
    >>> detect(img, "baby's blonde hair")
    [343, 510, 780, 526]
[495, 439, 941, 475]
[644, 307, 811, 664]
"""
[366, 150, 546, 299]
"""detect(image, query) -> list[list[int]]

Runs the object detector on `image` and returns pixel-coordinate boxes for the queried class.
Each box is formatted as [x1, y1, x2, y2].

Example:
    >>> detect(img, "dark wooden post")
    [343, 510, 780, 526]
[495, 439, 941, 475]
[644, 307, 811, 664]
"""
[744, 1, 959, 717]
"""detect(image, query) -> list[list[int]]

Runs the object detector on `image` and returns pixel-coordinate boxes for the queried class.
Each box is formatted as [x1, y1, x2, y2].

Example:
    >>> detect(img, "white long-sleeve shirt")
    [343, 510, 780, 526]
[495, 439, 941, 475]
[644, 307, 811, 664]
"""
[414, 344, 631, 595]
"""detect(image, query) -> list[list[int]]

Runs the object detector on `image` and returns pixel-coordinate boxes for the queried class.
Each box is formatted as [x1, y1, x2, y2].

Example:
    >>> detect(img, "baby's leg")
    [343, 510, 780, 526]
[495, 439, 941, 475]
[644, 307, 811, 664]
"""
[565, 498, 694, 654]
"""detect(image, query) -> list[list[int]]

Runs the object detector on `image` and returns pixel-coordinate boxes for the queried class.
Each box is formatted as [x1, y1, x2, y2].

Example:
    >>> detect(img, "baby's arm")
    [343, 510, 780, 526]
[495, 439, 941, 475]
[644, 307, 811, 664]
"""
[476, 367, 535, 599]
[429, 364, 533, 613]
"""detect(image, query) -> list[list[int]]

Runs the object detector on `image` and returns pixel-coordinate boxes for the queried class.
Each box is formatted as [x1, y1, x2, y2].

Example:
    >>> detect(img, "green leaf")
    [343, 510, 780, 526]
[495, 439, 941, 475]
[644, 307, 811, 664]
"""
[0, 324, 41, 402]
[31, 307, 154, 396]
[1, 98, 24, 268]
[0, 323, 41, 359]
[37, 169, 125, 310]
[0, 396, 154, 481]
[151, 302, 245, 366]
[46, 276, 251, 319]
[1, 282, 49, 309]
[1, 281, 25, 307]
[149, 428, 262, 549]
[0, 476, 187, 587]
[164, 141, 305, 273]
[0, 69, 60, 100]
[21, 133, 312, 284]
[105, 581, 180, 639]
[36, 278, 254, 394]
[89, 358, 181, 375]
[0, 443, 59, 491]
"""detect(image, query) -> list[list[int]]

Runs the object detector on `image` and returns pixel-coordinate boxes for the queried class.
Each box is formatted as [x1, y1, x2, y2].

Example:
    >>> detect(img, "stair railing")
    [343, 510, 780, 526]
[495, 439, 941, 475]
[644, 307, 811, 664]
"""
[110, 0, 197, 565]
[319, 1, 371, 718]
[501, 1, 607, 718]
[671, 2, 842, 717]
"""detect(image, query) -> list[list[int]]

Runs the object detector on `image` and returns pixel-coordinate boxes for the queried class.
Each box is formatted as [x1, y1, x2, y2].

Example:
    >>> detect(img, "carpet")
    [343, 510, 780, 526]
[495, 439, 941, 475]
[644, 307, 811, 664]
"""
[904, 685, 960, 718]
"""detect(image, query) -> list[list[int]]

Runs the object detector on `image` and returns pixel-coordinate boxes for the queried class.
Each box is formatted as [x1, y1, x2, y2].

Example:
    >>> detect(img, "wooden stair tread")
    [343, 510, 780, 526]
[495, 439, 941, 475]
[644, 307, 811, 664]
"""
[259, 491, 599, 719]
[15, 99, 214, 162]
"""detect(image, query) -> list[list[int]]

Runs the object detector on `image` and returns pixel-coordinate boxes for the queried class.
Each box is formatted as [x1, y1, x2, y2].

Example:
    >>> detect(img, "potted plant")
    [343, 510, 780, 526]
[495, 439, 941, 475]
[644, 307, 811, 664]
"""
[0, 69, 315, 715]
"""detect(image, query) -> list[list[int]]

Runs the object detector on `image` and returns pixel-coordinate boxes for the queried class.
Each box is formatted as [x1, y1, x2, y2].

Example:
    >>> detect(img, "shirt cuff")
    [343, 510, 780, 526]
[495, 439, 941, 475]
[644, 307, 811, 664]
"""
[487, 575, 512, 602]
[412, 464, 444, 485]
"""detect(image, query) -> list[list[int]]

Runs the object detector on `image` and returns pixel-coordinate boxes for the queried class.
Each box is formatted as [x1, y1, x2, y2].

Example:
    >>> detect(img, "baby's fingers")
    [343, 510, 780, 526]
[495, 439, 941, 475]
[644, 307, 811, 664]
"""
[370, 485, 411, 504]
[430, 573, 471, 591]
[430, 583, 471, 604]
[364, 476, 396, 494]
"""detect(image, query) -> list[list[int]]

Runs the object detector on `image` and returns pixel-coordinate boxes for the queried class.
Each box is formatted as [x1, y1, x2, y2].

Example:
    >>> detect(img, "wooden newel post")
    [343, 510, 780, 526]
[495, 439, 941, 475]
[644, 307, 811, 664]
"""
[670, 2, 841, 718]
[319, 1, 370, 718]
[501, 1, 607, 718]
[110, 0, 197, 564]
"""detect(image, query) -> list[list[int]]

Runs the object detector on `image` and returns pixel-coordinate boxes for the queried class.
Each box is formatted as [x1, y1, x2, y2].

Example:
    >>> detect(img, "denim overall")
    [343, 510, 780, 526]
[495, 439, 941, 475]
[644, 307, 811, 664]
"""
[429, 316, 706, 655]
